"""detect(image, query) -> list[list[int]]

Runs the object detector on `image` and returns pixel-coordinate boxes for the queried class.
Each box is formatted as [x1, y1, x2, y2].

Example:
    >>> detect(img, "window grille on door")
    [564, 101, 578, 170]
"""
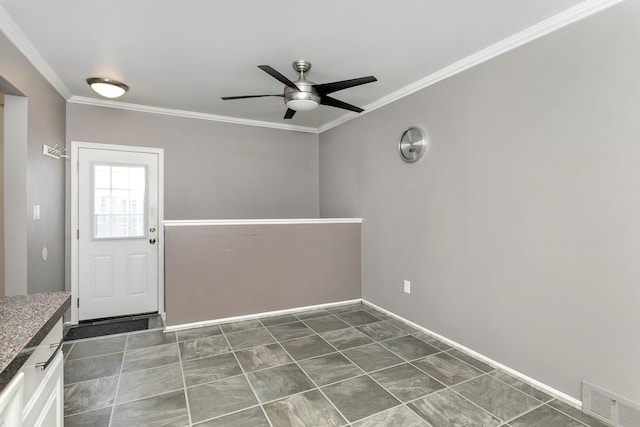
[93, 164, 147, 238]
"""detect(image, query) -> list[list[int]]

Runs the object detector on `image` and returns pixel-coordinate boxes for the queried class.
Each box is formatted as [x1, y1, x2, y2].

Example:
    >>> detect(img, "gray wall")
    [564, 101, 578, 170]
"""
[0, 32, 66, 294]
[320, 1, 639, 403]
[67, 104, 319, 220]
[164, 222, 361, 326]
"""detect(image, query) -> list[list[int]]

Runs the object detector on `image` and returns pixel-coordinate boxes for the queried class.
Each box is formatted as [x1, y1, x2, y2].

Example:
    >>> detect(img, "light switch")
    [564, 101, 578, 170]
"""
[33, 205, 40, 220]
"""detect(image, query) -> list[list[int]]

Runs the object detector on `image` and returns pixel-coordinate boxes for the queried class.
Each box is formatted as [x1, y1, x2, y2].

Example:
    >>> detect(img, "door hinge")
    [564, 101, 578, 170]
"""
[76, 229, 79, 239]
[77, 298, 80, 308]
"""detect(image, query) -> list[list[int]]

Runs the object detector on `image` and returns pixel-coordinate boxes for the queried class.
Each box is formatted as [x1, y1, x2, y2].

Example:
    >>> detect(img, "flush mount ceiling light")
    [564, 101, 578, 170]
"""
[86, 77, 129, 98]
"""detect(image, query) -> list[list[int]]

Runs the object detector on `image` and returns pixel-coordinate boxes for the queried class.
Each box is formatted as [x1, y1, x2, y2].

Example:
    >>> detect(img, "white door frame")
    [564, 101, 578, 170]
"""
[70, 141, 165, 325]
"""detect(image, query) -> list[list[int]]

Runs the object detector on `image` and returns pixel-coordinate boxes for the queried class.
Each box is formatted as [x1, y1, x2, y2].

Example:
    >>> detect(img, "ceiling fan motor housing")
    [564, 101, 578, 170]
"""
[284, 81, 320, 105]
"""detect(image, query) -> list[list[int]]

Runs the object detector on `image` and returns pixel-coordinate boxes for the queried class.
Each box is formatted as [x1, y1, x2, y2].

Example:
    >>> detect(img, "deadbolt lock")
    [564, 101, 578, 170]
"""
[149, 227, 156, 233]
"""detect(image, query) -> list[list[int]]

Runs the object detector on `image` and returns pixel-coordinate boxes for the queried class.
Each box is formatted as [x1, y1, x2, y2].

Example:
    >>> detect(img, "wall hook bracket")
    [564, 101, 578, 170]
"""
[42, 144, 68, 159]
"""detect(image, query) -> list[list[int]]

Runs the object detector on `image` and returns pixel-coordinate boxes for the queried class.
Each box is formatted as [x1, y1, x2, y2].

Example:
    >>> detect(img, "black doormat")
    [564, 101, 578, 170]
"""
[64, 318, 149, 341]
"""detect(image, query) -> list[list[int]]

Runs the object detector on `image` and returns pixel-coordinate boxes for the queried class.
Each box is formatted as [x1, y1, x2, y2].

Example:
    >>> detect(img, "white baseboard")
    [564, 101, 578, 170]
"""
[164, 299, 362, 332]
[361, 299, 583, 409]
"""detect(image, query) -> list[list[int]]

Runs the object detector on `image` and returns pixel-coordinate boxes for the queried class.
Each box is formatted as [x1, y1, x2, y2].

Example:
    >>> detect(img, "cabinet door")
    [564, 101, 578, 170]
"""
[0, 372, 24, 427]
[21, 320, 62, 402]
[23, 351, 63, 427]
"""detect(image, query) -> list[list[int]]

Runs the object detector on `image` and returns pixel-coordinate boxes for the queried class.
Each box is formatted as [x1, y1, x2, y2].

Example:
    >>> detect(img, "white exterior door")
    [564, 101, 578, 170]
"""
[77, 146, 160, 320]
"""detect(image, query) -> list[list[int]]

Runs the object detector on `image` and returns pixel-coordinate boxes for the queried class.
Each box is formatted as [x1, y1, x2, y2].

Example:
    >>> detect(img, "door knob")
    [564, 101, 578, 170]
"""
[149, 238, 157, 244]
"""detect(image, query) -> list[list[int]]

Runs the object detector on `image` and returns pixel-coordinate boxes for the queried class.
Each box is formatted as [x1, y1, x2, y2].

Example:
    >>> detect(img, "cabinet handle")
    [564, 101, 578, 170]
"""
[35, 338, 64, 371]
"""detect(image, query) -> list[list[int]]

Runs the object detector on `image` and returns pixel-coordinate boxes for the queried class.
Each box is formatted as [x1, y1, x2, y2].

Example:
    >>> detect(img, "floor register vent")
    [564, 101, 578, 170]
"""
[583, 381, 640, 427]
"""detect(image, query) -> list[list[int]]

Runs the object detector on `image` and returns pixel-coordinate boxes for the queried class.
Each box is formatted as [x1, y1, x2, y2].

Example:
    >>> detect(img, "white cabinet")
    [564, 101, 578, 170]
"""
[0, 373, 24, 427]
[0, 319, 64, 427]
[20, 319, 63, 427]
[21, 352, 63, 427]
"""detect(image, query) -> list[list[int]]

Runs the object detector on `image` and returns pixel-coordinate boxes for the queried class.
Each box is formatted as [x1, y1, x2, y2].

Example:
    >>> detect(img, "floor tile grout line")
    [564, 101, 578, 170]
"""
[107, 334, 128, 427]
[174, 325, 223, 343]
[62, 342, 73, 362]
[445, 348, 497, 373]
[343, 342, 495, 424]
[174, 335, 193, 427]
[505, 400, 591, 427]
[219, 318, 264, 334]
[409, 352, 487, 387]
[258, 315, 301, 328]
[334, 340, 421, 424]
[408, 369, 548, 426]
[409, 360, 555, 423]
[64, 348, 127, 363]
[265, 307, 431, 425]
[107, 362, 186, 406]
[222, 335, 431, 380]
[501, 400, 552, 425]
[215, 310, 366, 425]
[292, 309, 331, 322]
[418, 382, 509, 425]
[547, 403, 596, 427]
[259, 320, 353, 425]
[297, 313, 350, 334]
[177, 335, 231, 364]
[292, 304, 558, 425]
[63, 373, 121, 389]
[353, 402, 418, 426]
[62, 308, 414, 409]
[219, 324, 275, 427]
[64, 304, 592, 426]
[264, 324, 318, 342]
[105, 331, 189, 421]
[485, 370, 563, 409]
[63, 403, 114, 420]
[331, 331, 445, 424]
[190, 403, 267, 426]
[488, 370, 555, 403]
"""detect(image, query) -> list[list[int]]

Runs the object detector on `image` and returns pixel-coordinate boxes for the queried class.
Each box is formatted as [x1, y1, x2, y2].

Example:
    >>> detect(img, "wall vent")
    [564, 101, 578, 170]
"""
[583, 381, 640, 427]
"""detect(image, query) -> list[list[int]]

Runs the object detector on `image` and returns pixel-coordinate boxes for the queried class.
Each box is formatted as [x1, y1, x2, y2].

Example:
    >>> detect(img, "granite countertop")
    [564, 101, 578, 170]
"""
[0, 291, 71, 392]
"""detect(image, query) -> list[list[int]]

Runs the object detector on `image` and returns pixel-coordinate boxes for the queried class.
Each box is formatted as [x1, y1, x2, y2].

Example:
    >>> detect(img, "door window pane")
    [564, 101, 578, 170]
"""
[94, 164, 147, 238]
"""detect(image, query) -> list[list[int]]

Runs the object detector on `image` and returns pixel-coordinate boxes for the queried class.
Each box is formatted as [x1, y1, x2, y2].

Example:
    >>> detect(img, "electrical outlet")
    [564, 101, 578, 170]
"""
[404, 280, 411, 294]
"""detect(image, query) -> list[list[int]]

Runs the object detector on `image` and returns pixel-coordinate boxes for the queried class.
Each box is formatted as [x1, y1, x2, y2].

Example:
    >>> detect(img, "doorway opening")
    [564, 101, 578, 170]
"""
[70, 141, 164, 324]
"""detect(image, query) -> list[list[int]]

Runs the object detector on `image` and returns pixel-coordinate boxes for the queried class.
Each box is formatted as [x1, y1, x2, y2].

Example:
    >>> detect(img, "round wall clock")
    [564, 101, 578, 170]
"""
[398, 127, 428, 163]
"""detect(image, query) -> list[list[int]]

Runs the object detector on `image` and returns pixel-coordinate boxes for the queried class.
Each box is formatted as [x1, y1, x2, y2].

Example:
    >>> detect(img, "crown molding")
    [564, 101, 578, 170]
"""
[68, 96, 320, 134]
[2, 0, 624, 134]
[0, 6, 72, 99]
[317, 0, 625, 134]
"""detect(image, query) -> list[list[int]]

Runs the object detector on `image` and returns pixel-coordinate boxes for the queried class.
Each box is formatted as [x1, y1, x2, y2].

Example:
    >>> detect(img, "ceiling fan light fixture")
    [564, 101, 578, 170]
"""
[286, 99, 318, 112]
[284, 83, 320, 112]
[87, 77, 129, 98]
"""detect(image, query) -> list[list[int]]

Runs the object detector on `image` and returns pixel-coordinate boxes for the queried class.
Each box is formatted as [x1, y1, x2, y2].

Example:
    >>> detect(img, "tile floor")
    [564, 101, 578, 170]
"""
[61, 303, 609, 427]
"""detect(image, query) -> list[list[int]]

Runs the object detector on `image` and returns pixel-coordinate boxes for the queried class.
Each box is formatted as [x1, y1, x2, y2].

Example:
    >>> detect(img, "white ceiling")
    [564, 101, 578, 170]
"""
[0, 0, 615, 132]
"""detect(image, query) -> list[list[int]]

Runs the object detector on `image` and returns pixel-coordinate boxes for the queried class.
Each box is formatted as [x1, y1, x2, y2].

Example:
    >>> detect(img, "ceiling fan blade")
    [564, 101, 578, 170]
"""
[258, 65, 301, 91]
[221, 94, 283, 100]
[320, 96, 364, 113]
[313, 76, 377, 95]
[284, 108, 296, 119]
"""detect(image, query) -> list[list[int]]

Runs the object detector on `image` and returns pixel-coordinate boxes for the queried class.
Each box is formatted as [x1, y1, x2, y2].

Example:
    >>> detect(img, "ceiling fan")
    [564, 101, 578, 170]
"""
[222, 60, 377, 119]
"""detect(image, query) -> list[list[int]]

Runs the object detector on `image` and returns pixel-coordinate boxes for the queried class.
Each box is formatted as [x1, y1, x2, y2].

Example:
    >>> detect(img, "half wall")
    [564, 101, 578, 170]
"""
[164, 219, 361, 326]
